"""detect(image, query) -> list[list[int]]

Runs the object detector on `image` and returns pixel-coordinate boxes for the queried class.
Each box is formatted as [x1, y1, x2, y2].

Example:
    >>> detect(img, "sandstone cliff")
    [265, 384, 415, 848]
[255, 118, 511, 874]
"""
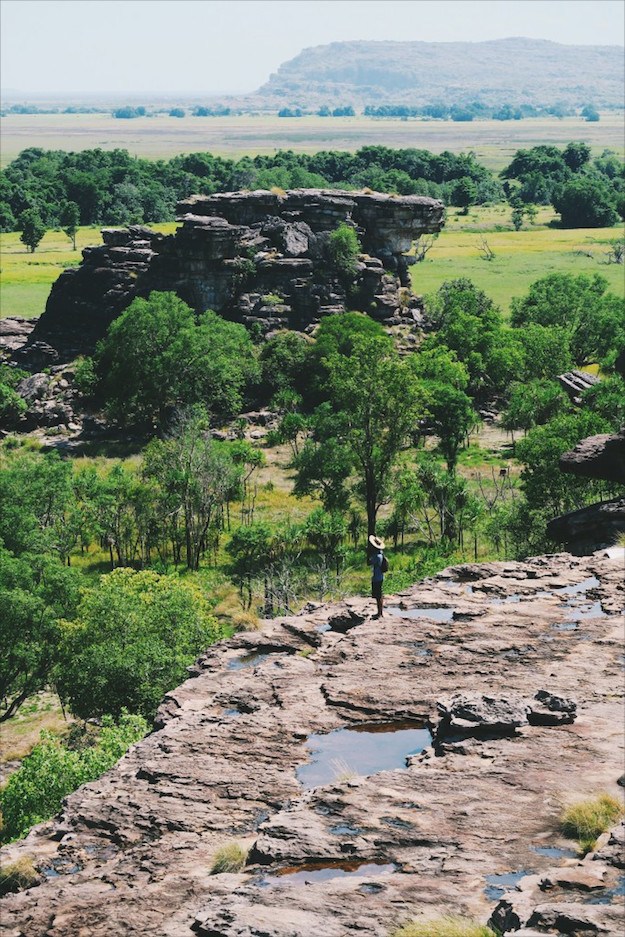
[1, 551, 623, 936]
[23, 189, 444, 361]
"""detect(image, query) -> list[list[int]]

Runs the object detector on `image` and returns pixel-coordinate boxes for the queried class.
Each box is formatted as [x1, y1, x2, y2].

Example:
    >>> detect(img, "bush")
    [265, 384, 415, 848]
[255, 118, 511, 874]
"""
[0, 712, 147, 843]
[210, 843, 248, 874]
[391, 917, 496, 937]
[56, 568, 226, 720]
[327, 223, 361, 279]
[560, 793, 624, 854]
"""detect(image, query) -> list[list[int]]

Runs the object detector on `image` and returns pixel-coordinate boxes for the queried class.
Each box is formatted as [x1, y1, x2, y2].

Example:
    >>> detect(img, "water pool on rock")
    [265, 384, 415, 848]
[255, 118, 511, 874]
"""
[297, 721, 432, 789]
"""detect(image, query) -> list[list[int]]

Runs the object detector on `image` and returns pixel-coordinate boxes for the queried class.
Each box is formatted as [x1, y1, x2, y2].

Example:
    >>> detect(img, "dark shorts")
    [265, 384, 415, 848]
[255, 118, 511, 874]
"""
[371, 579, 383, 599]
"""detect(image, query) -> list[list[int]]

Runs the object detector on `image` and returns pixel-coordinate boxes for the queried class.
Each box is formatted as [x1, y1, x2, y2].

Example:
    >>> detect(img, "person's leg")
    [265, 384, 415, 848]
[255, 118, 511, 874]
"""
[377, 590, 383, 618]
[372, 580, 381, 617]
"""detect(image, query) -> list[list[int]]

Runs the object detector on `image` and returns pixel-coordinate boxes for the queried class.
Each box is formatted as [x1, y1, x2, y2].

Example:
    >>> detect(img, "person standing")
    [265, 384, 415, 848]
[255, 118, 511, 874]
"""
[368, 534, 387, 618]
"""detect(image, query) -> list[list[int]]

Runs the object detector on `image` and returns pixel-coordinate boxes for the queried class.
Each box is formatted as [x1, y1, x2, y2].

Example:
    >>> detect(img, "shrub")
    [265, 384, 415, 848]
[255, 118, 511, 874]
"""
[327, 223, 361, 279]
[56, 568, 225, 720]
[0, 712, 147, 843]
[560, 793, 624, 854]
[391, 917, 497, 937]
[210, 843, 248, 874]
[0, 857, 40, 896]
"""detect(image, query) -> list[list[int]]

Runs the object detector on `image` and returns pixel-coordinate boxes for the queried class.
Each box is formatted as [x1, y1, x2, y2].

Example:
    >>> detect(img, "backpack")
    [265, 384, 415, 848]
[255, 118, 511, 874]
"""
[381, 555, 389, 573]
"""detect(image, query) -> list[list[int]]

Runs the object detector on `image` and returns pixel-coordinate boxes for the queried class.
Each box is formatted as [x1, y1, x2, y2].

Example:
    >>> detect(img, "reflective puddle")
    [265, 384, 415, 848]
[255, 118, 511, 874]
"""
[484, 870, 530, 900]
[388, 606, 453, 622]
[558, 576, 600, 595]
[588, 874, 625, 904]
[258, 861, 396, 886]
[227, 651, 273, 670]
[297, 722, 432, 789]
[531, 844, 577, 859]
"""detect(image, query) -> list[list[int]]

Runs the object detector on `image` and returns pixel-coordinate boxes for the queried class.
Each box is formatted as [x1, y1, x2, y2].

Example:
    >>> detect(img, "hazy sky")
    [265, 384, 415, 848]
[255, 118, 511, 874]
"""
[2, 0, 624, 95]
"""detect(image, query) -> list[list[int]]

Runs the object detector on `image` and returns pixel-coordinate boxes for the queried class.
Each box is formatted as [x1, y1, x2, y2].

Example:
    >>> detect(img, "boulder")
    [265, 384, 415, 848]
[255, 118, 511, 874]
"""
[527, 690, 577, 726]
[435, 694, 529, 740]
[559, 429, 625, 485]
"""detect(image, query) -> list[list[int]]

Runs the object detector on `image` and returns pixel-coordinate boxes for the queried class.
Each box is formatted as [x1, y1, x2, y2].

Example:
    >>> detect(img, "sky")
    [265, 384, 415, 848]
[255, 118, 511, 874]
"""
[1, 0, 624, 96]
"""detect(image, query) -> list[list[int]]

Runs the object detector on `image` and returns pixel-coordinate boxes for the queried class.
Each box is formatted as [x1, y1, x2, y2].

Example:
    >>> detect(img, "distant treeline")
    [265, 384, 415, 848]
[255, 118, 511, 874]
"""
[1, 102, 611, 120]
[1, 142, 623, 232]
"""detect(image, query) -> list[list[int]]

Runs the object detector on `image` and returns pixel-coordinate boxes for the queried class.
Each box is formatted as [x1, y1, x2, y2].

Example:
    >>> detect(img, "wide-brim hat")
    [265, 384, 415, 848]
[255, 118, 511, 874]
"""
[368, 534, 385, 550]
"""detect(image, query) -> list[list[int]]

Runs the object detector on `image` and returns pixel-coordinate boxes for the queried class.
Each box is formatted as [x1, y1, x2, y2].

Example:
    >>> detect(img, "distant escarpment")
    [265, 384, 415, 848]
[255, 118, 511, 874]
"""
[255, 38, 625, 108]
[22, 189, 444, 361]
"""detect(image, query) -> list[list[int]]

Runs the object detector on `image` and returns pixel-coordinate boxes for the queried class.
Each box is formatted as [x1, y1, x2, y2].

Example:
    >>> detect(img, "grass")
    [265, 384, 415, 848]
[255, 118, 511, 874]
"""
[1, 113, 623, 169]
[0, 691, 69, 766]
[391, 917, 497, 937]
[412, 208, 625, 314]
[0, 223, 178, 320]
[210, 842, 248, 874]
[0, 857, 40, 896]
[560, 793, 624, 855]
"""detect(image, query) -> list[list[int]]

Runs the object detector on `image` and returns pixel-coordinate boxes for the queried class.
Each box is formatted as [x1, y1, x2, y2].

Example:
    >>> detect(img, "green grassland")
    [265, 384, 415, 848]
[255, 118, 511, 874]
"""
[412, 206, 625, 313]
[0, 223, 178, 320]
[1, 112, 623, 170]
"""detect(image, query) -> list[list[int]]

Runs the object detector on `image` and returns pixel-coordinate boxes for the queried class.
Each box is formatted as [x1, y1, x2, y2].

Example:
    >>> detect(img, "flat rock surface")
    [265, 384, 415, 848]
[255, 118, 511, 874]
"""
[1, 552, 624, 936]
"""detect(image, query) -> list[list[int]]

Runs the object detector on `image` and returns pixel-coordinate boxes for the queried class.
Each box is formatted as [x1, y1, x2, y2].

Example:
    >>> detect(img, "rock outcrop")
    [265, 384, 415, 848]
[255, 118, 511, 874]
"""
[548, 428, 625, 553]
[19, 190, 444, 361]
[559, 429, 625, 485]
[1, 550, 623, 936]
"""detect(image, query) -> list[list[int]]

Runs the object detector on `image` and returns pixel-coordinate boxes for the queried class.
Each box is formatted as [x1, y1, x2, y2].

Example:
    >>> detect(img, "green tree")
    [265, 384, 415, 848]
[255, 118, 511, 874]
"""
[0, 365, 27, 427]
[581, 374, 625, 430]
[581, 105, 600, 122]
[553, 178, 619, 228]
[304, 508, 347, 575]
[423, 382, 478, 473]
[59, 200, 80, 250]
[18, 208, 46, 252]
[95, 292, 258, 427]
[502, 379, 569, 437]
[56, 568, 224, 720]
[514, 323, 573, 380]
[510, 273, 625, 366]
[426, 279, 521, 398]
[516, 411, 609, 517]
[0, 548, 79, 721]
[226, 522, 272, 609]
[0, 450, 74, 558]
[258, 331, 312, 401]
[143, 409, 241, 570]
[408, 343, 469, 390]
[307, 334, 426, 535]
[452, 177, 478, 214]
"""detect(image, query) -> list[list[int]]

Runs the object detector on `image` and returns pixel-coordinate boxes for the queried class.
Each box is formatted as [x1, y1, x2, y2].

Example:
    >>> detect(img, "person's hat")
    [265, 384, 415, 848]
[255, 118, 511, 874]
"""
[368, 534, 385, 550]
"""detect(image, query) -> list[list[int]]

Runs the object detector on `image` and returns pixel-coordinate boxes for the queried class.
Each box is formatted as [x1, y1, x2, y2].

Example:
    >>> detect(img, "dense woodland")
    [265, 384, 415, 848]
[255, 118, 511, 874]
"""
[1, 141, 624, 844]
[1, 142, 624, 236]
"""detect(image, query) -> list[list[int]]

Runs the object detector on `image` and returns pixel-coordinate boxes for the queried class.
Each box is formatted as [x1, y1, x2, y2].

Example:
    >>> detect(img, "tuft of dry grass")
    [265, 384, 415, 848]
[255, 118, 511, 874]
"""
[560, 792, 624, 855]
[331, 757, 357, 783]
[0, 857, 41, 896]
[210, 843, 248, 874]
[391, 917, 497, 937]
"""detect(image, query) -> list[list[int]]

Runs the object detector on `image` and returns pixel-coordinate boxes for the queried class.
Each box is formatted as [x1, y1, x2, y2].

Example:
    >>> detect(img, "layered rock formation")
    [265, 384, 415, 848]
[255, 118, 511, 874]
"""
[548, 428, 625, 553]
[20, 190, 444, 361]
[1, 550, 623, 936]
